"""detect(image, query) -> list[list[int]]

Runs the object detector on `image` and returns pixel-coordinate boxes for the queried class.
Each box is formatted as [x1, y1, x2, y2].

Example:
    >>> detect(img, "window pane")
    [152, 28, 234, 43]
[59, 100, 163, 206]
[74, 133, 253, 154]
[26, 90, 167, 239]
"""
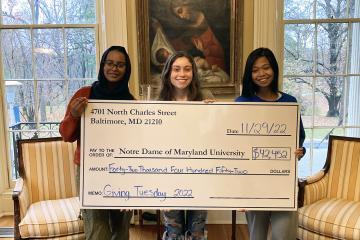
[346, 76, 360, 128]
[284, 24, 315, 75]
[283, 77, 314, 128]
[314, 77, 344, 126]
[348, 23, 360, 74]
[66, 0, 96, 24]
[66, 28, 96, 78]
[5, 81, 36, 126]
[37, 81, 67, 122]
[34, 29, 65, 79]
[316, 0, 347, 19]
[344, 128, 360, 137]
[1, 29, 32, 79]
[1, 0, 32, 24]
[298, 129, 312, 177]
[317, 23, 348, 74]
[36, 0, 64, 24]
[1, 0, 97, 181]
[67, 79, 95, 100]
[349, 0, 359, 17]
[284, 0, 315, 20]
[310, 129, 341, 173]
[284, 1, 360, 177]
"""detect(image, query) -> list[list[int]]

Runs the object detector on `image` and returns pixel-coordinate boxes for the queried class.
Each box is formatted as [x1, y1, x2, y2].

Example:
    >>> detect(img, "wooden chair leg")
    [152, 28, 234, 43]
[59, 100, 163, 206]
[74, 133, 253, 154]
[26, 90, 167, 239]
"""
[232, 210, 236, 240]
[139, 210, 143, 226]
[157, 210, 162, 240]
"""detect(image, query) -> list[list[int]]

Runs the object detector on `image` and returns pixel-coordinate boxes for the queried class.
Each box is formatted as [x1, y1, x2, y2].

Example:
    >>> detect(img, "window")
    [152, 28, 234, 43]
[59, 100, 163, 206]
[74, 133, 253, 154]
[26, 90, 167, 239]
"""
[0, 0, 97, 179]
[283, 0, 360, 177]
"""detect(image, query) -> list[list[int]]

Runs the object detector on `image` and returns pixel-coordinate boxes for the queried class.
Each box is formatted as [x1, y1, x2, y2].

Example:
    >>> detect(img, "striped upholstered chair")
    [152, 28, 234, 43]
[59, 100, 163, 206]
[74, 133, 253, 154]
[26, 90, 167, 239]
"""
[12, 137, 84, 239]
[298, 135, 360, 239]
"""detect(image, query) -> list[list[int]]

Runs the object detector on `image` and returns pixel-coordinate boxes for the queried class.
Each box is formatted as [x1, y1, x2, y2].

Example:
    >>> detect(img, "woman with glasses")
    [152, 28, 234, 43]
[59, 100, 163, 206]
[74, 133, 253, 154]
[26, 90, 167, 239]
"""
[60, 46, 134, 240]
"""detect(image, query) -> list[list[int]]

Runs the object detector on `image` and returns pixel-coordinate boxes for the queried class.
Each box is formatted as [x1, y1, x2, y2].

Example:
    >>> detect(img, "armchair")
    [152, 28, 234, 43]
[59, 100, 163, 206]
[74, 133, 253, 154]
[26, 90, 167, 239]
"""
[298, 135, 360, 239]
[12, 137, 84, 239]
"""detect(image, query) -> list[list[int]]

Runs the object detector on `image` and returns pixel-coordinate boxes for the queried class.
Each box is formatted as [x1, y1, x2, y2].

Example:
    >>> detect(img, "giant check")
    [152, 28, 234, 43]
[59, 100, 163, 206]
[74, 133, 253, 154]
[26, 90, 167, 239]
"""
[80, 100, 300, 210]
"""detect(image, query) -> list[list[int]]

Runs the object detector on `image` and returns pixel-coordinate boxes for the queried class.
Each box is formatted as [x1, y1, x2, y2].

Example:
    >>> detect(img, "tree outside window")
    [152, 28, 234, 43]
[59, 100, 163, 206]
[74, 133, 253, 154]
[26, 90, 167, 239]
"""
[1, 0, 97, 179]
[283, 0, 360, 177]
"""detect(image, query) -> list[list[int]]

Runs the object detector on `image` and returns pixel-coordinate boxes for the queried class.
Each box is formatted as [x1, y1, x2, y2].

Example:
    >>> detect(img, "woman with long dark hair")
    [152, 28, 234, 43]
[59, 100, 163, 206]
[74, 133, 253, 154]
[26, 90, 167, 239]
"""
[60, 46, 134, 240]
[235, 47, 305, 240]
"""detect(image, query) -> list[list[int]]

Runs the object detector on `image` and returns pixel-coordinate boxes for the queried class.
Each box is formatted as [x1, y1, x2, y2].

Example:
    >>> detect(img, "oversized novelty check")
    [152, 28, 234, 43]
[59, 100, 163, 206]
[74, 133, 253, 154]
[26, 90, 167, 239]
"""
[80, 100, 300, 210]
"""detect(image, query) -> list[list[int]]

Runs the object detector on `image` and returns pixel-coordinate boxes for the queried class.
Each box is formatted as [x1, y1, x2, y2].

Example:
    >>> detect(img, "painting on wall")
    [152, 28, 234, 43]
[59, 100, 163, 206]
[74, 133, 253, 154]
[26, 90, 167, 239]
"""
[136, 0, 243, 96]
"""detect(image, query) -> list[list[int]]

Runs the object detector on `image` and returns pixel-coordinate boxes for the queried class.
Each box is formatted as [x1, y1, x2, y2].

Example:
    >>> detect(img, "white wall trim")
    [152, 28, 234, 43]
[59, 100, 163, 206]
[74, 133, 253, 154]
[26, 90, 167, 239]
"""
[0, 55, 11, 215]
[0, 212, 13, 218]
[0, 189, 13, 216]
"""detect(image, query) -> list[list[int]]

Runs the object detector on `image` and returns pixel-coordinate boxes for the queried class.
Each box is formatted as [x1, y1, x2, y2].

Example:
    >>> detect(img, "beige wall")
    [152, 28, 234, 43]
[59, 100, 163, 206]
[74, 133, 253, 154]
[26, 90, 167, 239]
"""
[242, 0, 255, 73]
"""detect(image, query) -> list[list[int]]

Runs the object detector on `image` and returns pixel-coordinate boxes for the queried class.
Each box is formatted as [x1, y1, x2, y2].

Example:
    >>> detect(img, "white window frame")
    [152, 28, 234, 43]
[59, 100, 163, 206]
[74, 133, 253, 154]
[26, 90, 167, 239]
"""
[283, 1, 360, 176]
[0, 0, 100, 189]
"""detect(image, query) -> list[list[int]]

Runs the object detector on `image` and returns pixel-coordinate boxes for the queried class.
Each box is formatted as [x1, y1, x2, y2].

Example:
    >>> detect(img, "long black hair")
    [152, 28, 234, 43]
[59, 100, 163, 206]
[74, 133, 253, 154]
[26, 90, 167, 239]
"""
[90, 46, 134, 100]
[241, 47, 279, 98]
[158, 51, 202, 101]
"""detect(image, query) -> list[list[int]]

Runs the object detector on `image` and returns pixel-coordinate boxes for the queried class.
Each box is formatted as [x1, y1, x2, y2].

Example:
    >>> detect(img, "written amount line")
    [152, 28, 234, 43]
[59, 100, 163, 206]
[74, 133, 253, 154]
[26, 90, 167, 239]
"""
[108, 172, 290, 176]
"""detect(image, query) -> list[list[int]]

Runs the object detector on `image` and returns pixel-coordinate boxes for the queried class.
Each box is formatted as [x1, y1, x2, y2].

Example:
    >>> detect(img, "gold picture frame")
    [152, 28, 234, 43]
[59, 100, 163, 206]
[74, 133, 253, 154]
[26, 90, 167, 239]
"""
[136, 0, 243, 97]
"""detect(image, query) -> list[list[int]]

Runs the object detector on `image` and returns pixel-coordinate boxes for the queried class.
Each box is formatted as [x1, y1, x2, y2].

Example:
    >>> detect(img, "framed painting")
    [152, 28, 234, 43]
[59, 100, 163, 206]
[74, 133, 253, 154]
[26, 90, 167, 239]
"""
[136, 0, 243, 97]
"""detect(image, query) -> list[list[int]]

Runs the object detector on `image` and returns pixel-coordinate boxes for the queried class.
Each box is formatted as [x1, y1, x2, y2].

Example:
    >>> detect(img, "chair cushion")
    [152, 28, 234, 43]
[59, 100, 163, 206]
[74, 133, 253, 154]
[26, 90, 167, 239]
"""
[19, 197, 84, 238]
[298, 198, 360, 239]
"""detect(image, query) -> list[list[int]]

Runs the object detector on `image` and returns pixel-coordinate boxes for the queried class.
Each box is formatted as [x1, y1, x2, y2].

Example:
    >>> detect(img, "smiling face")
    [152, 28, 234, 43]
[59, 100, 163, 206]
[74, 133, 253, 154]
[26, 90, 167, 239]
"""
[170, 56, 193, 91]
[251, 56, 274, 90]
[103, 50, 126, 82]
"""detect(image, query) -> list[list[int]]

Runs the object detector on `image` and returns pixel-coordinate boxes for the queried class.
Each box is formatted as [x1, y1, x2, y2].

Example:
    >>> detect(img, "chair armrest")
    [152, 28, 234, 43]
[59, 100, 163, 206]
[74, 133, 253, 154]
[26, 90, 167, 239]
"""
[12, 177, 31, 240]
[299, 170, 328, 207]
[305, 170, 325, 184]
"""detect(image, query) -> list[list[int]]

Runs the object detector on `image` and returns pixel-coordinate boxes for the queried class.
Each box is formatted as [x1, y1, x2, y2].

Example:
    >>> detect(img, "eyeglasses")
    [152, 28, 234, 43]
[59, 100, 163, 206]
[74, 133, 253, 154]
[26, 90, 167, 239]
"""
[104, 60, 126, 69]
